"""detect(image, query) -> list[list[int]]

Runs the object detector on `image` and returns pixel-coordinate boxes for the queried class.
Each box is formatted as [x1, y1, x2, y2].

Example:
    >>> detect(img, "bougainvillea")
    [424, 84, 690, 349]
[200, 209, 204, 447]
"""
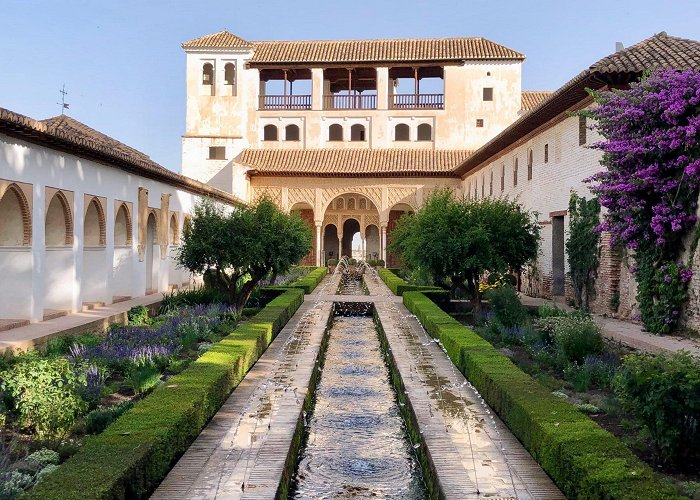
[586, 68, 700, 333]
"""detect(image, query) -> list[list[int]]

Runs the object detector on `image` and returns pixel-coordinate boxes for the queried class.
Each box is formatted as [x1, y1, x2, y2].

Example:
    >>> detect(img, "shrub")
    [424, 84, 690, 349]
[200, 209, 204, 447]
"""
[564, 353, 617, 391]
[613, 351, 700, 466]
[537, 302, 566, 319]
[552, 315, 604, 363]
[484, 287, 526, 328]
[125, 363, 161, 396]
[327, 258, 338, 267]
[84, 401, 135, 435]
[348, 258, 357, 266]
[25, 449, 60, 469]
[377, 259, 385, 267]
[159, 286, 229, 314]
[127, 305, 150, 325]
[1, 358, 87, 438]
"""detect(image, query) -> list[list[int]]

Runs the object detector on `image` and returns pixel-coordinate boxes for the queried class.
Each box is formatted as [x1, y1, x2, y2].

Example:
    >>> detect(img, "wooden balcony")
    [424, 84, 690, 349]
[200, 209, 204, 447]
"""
[391, 94, 444, 109]
[259, 95, 312, 110]
[324, 94, 377, 110]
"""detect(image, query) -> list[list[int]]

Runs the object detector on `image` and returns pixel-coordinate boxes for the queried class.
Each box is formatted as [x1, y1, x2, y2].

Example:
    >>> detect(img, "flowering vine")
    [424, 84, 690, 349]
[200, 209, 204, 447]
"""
[586, 68, 700, 333]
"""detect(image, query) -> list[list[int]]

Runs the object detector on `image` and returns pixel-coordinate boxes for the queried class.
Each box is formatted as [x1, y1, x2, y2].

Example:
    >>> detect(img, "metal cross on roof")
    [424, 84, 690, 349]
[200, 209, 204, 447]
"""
[57, 84, 70, 115]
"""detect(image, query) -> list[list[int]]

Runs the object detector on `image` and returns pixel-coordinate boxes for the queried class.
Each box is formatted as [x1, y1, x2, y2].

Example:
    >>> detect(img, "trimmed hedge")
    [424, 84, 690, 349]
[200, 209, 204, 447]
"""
[377, 268, 442, 296]
[402, 291, 680, 499]
[285, 266, 328, 294]
[27, 288, 305, 499]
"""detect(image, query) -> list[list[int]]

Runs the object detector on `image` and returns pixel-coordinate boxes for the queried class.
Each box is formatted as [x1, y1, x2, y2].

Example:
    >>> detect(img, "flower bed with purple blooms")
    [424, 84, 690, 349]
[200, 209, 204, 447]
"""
[585, 68, 700, 334]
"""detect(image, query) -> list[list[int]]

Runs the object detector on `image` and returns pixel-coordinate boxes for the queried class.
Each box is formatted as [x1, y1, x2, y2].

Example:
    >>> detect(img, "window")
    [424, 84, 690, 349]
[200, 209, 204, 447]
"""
[417, 123, 432, 141]
[202, 63, 214, 85]
[263, 125, 278, 141]
[579, 115, 587, 145]
[394, 123, 410, 141]
[483, 88, 494, 101]
[527, 149, 533, 180]
[489, 171, 493, 196]
[329, 124, 343, 141]
[474, 180, 478, 198]
[208, 146, 226, 159]
[513, 158, 519, 187]
[481, 175, 485, 197]
[350, 124, 366, 142]
[285, 124, 300, 141]
[500, 164, 505, 192]
[476, 119, 484, 128]
[544, 144, 549, 163]
[224, 62, 236, 95]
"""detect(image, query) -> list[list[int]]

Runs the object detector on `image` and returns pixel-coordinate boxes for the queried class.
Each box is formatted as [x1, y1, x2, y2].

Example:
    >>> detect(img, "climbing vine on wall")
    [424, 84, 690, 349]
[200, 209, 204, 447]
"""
[585, 68, 700, 334]
[566, 192, 601, 310]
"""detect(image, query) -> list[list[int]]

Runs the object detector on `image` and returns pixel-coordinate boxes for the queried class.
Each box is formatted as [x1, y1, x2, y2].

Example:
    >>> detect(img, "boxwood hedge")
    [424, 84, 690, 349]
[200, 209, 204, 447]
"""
[285, 266, 328, 294]
[401, 289, 680, 499]
[377, 268, 442, 296]
[27, 286, 308, 499]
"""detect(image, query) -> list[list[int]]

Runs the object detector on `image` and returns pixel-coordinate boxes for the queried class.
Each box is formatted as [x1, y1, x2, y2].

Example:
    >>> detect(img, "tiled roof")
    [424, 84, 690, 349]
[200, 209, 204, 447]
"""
[453, 32, 700, 177]
[182, 30, 252, 49]
[239, 149, 473, 177]
[521, 91, 554, 112]
[182, 31, 525, 64]
[0, 108, 243, 206]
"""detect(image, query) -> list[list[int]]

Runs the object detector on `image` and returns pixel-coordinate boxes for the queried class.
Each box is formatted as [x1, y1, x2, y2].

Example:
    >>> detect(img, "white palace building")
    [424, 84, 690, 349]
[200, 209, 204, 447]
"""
[1, 29, 699, 330]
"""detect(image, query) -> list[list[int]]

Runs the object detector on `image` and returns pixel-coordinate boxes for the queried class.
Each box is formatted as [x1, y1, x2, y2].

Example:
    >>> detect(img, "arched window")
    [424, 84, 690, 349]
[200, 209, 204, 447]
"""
[417, 123, 432, 141]
[224, 63, 236, 86]
[513, 158, 519, 187]
[263, 124, 278, 141]
[359, 198, 367, 210]
[527, 149, 533, 180]
[350, 124, 366, 142]
[394, 123, 410, 141]
[328, 124, 343, 141]
[348, 198, 356, 210]
[84, 198, 106, 247]
[114, 203, 132, 246]
[202, 63, 214, 85]
[45, 191, 72, 246]
[170, 213, 179, 245]
[285, 124, 300, 141]
[336, 198, 344, 210]
[0, 184, 31, 246]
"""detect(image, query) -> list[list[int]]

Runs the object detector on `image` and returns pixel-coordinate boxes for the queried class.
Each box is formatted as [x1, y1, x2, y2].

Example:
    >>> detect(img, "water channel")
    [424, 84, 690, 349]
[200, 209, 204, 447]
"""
[291, 272, 427, 498]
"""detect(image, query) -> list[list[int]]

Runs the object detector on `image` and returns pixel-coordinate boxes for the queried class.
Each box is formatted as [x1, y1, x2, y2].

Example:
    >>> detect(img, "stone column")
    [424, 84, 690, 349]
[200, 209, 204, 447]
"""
[381, 225, 388, 262]
[338, 234, 343, 259]
[312, 68, 324, 111]
[315, 223, 322, 267]
[376, 67, 389, 110]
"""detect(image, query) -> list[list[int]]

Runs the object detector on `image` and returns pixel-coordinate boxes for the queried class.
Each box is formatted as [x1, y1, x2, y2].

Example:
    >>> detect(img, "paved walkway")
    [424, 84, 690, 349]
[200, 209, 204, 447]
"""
[366, 276, 563, 499]
[152, 274, 339, 499]
[0, 293, 164, 352]
[520, 295, 700, 355]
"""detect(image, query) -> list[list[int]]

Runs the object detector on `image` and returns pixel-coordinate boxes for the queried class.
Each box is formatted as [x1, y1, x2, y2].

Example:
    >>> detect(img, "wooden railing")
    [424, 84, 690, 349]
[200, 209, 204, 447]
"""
[259, 95, 312, 110]
[323, 94, 377, 110]
[391, 94, 444, 109]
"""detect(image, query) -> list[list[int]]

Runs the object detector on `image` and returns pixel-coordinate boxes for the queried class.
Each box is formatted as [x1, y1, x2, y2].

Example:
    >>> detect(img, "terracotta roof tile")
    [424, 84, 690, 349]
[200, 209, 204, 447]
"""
[591, 32, 700, 73]
[239, 148, 472, 177]
[182, 31, 525, 64]
[521, 91, 554, 112]
[0, 108, 243, 206]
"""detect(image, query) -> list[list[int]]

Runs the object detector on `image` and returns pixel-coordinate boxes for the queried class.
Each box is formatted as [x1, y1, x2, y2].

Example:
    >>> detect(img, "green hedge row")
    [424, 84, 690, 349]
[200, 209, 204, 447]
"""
[285, 266, 328, 294]
[377, 268, 442, 296]
[402, 290, 679, 499]
[27, 288, 306, 500]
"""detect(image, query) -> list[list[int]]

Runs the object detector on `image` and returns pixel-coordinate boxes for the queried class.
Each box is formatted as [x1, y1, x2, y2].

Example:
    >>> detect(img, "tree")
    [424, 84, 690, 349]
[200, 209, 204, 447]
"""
[177, 198, 312, 313]
[390, 189, 540, 316]
[566, 192, 601, 310]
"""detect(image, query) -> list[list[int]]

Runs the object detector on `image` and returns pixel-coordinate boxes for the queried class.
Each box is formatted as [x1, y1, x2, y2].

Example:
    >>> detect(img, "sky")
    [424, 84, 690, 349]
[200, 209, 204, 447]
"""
[1, 0, 698, 172]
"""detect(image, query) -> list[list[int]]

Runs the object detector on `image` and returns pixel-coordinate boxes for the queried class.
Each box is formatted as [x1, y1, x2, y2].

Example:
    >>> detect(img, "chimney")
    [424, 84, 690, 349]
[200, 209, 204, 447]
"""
[615, 41, 624, 52]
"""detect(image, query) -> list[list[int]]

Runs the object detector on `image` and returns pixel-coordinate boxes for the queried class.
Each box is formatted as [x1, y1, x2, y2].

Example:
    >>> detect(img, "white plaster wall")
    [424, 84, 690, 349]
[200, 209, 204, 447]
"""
[0, 250, 32, 318]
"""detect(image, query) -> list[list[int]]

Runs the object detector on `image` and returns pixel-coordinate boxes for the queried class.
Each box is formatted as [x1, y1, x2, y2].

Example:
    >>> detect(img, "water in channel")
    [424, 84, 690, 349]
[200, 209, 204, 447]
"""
[291, 309, 426, 498]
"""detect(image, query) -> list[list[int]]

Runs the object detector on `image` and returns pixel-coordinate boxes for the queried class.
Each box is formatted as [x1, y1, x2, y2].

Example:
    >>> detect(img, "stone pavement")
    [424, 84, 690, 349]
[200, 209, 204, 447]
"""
[519, 295, 700, 356]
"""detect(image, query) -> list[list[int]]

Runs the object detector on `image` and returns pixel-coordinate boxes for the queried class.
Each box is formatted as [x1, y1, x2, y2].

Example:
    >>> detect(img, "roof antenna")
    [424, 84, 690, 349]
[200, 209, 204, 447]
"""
[57, 84, 70, 115]
[615, 41, 624, 52]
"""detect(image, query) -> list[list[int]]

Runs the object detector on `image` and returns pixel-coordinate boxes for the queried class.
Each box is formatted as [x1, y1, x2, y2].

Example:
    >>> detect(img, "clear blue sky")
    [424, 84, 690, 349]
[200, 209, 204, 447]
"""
[1, 0, 698, 172]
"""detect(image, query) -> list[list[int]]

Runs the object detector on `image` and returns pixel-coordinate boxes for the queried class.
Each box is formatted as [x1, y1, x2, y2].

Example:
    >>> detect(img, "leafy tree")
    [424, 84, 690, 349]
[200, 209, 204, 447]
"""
[566, 192, 601, 310]
[390, 189, 540, 315]
[177, 198, 312, 313]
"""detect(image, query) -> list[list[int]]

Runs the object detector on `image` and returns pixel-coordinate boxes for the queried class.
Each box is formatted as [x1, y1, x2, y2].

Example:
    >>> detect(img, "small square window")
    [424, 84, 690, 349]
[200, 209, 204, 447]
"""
[483, 88, 493, 101]
[208, 146, 226, 160]
[476, 119, 484, 128]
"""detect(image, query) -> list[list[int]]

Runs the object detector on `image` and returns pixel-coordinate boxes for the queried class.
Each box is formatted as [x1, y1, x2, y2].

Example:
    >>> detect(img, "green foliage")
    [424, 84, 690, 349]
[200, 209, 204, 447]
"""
[537, 302, 566, 319]
[348, 258, 357, 266]
[177, 198, 312, 313]
[484, 287, 526, 328]
[613, 351, 700, 466]
[566, 192, 601, 309]
[282, 267, 328, 294]
[389, 189, 539, 315]
[26, 288, 305, 500]
[0, 358, 87, 438]
[377, 259, 385, 268]
[327, 258, 338, 267]
[159, 286, 229, 314]
[0, 471, 32, 499]
[552, 315, 604, 364]
[377, 268, 442, 296]
[636, 259, 691, 334]
[127, 305, 150, 325]
[25, 449, 60, 469]
[84, 401, 135, 435]
[125, 364, 161, 396]
[401, 290, 679, 499]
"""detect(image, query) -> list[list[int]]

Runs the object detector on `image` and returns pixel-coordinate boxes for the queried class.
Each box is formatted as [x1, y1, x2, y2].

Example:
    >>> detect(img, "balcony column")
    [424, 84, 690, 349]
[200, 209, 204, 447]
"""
[381, 225, 388, 263]
[312, 68, 324, 111]
[376, 67, 389, 110]
[315, 223, 322, 267]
